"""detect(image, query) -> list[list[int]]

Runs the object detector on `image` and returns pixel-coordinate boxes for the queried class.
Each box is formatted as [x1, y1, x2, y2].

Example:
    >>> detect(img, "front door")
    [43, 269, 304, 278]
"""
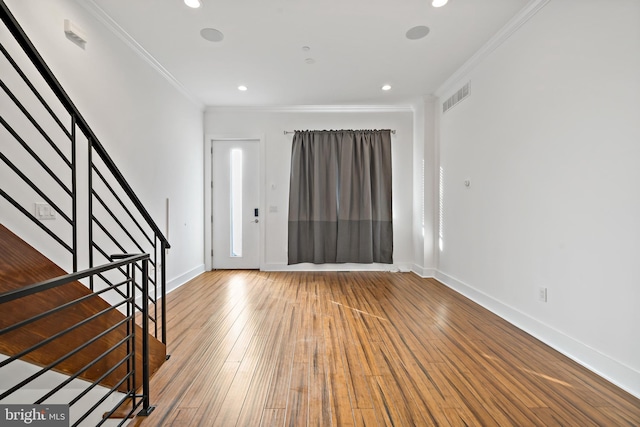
[211, 140, 260, 269]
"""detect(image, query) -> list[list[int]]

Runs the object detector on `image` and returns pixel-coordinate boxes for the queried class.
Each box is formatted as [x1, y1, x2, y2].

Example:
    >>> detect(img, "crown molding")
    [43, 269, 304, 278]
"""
[434, 0, 550, 99]
[205, 104, 415, 113]
[76, 0, 204, 109]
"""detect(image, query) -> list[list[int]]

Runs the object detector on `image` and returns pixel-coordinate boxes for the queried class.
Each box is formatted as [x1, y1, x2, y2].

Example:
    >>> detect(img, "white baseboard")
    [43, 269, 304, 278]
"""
[411, 264, 436, 278]
[261, 262, 410, 272]
[434, 270, 640, 399]
[395, 262, 414, 273]
[166, 263, 205, 295]
[262, 262, 428, 276]
[133, 263, 205, 308]
[261, 262, 288, 271]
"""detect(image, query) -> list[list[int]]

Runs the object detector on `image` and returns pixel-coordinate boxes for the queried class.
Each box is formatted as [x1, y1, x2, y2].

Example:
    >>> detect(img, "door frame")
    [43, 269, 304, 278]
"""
[204, 134, 265, 271]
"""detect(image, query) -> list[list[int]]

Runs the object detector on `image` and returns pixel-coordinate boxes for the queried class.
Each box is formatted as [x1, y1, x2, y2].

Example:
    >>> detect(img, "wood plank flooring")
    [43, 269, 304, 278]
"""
[130, 270, 640, 426]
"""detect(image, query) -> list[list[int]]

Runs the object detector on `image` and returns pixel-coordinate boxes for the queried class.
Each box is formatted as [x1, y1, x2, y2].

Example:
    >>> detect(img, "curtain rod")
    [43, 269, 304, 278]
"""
[284, 130, 396, 135]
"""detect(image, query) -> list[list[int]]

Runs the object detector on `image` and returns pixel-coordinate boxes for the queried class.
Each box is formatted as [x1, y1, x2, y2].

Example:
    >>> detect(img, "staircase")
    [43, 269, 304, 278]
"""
[1, 1, 170, 425]
[0, 225, 166, 392]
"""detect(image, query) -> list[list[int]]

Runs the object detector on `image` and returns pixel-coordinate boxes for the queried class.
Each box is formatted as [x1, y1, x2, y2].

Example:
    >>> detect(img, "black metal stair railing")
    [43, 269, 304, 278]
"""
[0, 1, 169, 343]
[0, 254, 154, 427]
[1, 0, 170, 423]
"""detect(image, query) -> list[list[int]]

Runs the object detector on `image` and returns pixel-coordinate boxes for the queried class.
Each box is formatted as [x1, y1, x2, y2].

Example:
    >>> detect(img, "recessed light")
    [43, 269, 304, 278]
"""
[432, 0, 448, 7]
[382, 84, 391, 91]
[406, 25, 430, 40]
[238, 85, 248, 91]
[302, 46, 311, 52]
[305, 58, 316, 64]
[184, 0, 201, 8]
[200, 28, 224, 42]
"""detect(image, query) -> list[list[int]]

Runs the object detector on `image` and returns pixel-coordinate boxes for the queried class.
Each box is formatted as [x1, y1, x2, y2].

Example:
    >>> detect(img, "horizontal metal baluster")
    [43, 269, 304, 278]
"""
[0, 281, 128, 336]
[0, 116, 72, 195]
[0, 78, 72, 167]
[92, 190, 146, 253]
[70, 356, 132, 427]
[0, 302, 129, 374]
[0, 322, 131, 401]
[0, 188, 73, 253]
[0, 254, 147, 303]
[92, 216, 128, 254]
[0, 151, 73, 224]
[35, 334, 130, 403]
[0, 43, 72, 142]
[91, 242, 131, 279]
[92, 163, 154, 246]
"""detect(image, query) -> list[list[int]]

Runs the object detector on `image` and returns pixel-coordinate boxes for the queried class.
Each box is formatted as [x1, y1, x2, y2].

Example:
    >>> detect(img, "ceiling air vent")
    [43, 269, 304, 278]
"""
[443, 82, 470, 113]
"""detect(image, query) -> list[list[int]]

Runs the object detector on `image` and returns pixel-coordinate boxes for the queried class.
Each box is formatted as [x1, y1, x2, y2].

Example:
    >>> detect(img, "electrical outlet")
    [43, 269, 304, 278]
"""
[538, 287, 547, 302]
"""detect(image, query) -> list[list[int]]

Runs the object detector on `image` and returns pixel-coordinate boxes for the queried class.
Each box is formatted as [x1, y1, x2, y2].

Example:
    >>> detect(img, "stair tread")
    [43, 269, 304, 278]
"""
[0, 224, 166, 392]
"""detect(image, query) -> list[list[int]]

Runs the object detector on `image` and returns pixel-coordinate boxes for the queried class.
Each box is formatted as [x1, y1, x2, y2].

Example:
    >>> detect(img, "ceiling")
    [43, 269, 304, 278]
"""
[87, 0, 531, 107]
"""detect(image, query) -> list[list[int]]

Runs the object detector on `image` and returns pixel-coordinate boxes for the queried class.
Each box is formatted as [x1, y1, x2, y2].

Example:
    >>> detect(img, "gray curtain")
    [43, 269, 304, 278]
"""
[288, 130, 393, 264]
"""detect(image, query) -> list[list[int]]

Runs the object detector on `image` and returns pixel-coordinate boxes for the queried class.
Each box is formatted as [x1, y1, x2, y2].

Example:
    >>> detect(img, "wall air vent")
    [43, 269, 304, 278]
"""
[442, 82, 470, 113]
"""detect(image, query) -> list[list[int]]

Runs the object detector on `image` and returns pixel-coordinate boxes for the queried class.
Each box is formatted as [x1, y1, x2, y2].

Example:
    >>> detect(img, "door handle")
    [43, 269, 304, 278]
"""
[254, 219, 259, 223]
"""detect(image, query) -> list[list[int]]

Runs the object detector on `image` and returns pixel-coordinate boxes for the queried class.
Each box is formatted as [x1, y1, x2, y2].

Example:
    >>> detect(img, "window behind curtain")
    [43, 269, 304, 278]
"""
[288, 129, 393, 264]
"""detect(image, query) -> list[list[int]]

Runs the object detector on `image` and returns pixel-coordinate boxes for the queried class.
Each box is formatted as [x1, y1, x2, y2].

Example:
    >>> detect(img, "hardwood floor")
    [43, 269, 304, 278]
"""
[131, 270, 640, 426]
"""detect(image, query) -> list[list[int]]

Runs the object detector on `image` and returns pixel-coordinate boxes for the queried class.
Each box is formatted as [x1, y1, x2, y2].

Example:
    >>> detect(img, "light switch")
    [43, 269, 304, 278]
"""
[35, 202, 56, 220]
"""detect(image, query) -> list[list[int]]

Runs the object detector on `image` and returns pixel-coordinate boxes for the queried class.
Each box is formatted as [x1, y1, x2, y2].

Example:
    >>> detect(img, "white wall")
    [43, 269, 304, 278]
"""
[6, 0, 637, 400]
[413, 96, 438, 277]
[411, 102, 425, 274]
[2, 0, 205, 289]
[435, 0, 640, 396]
[204, 107, 415, 272]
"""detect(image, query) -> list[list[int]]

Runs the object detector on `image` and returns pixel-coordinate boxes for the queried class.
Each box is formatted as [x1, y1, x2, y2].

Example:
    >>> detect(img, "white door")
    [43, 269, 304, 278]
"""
[212, 140, 260, 269]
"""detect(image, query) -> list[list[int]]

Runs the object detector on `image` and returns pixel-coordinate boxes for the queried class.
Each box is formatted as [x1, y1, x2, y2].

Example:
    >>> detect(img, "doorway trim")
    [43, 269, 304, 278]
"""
[204, 134, 265, 271]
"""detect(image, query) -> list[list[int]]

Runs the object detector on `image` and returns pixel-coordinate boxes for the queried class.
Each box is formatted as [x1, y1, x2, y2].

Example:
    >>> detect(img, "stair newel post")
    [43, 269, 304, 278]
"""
[71, 115, 77, 272]
[126, 260, 133, 397]
[161, 239, 167, 345]
[139, 256, 155, 416]
[87, 142, 94, 290]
